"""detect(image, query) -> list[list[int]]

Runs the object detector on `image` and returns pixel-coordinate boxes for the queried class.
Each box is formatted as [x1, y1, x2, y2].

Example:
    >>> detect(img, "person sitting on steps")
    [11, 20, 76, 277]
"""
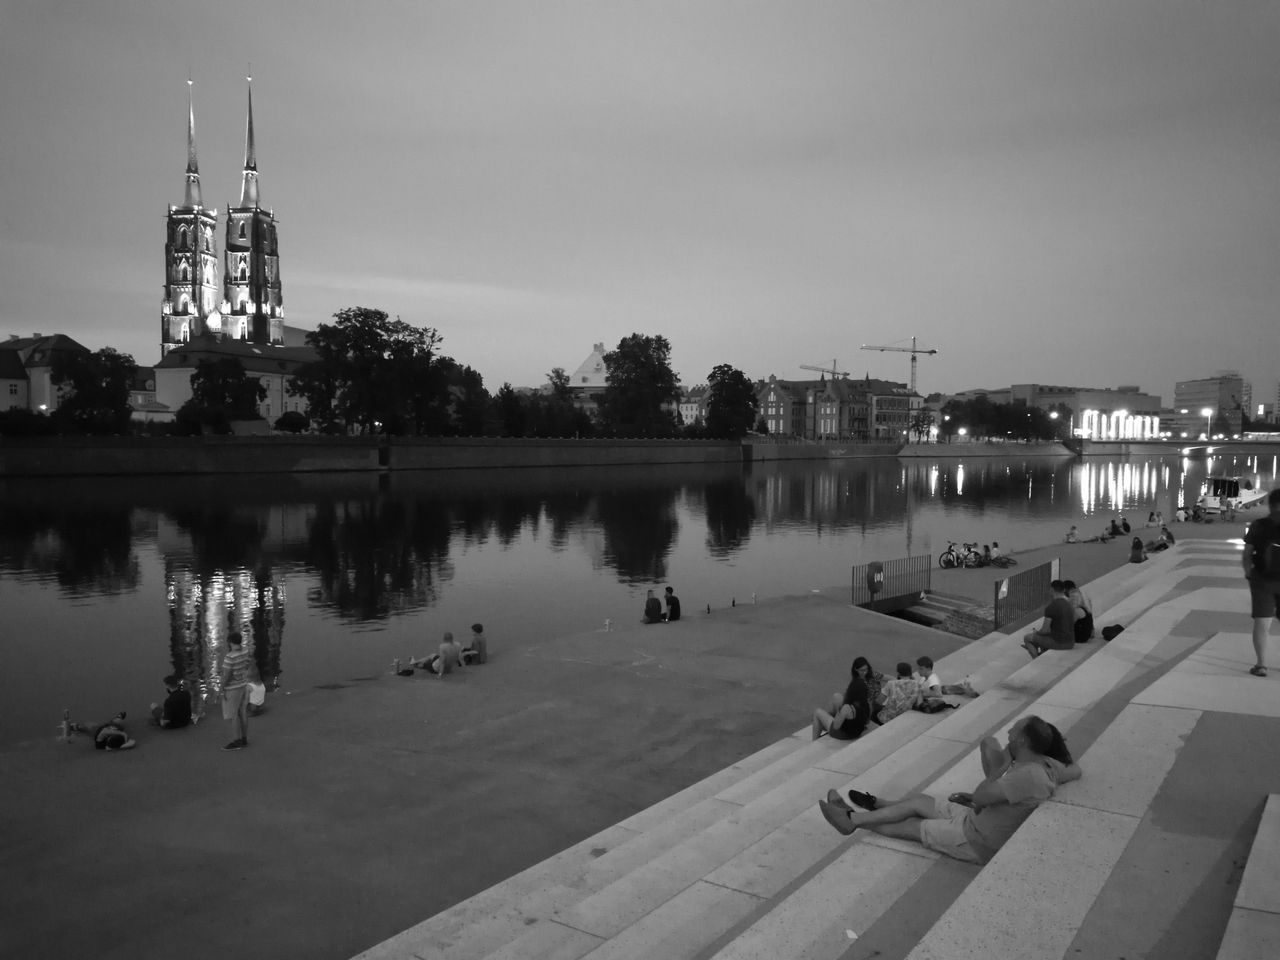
[914, 656, 978, 699]
[818, 715, 1081, 864]
[812, 664, 872, 741]
[874, 662, 923, 724]
[1022, 580, 1076, 658]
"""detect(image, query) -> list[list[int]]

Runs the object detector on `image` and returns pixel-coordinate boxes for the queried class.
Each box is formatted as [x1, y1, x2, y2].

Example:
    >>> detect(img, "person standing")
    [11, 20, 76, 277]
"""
[664, 586, 681, 622]
[1243, 488, 1280, 677]
[220, 632, 253, 751]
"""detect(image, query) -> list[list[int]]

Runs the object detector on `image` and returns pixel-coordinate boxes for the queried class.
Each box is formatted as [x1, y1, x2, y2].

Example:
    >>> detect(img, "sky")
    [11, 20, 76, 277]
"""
[1, 0, 1278, 405]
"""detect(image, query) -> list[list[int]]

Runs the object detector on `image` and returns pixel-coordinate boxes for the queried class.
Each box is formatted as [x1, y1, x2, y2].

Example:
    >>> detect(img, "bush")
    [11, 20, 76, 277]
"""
[0, 408, 56, 437]
[274, 411, 310, 433]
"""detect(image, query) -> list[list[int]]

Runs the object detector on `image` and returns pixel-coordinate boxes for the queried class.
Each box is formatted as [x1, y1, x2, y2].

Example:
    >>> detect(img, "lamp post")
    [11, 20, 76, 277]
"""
[1201, 407, 1213, 440]
[943, 414, 951, 444]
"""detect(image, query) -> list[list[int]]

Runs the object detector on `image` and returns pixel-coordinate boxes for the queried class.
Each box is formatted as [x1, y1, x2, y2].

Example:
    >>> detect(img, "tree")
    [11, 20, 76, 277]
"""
[50, 347, 138, 435]
[495, 383, 526, 437]
[703, 364, 759, 439]
[599, 334, 680, 437]
[908, 408, 936, 442]
[190, 358, 267, 419]
[274, 411, 310, 433]
[289, 307, 444, 435]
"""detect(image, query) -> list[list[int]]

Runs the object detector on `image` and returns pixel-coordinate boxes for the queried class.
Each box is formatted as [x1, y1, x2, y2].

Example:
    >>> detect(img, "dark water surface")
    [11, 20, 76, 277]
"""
[2, 451, 1275, 744]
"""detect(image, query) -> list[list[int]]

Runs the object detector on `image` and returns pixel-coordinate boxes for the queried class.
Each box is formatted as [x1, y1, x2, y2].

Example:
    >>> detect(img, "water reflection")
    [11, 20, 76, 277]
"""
[0, 498, 140, 595]
[167, 560, 285, 717]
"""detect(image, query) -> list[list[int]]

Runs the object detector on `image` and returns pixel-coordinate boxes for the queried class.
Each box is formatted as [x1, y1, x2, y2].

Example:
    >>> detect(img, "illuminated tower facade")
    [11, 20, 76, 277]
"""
[160, 81, 220, 357]
[222, 78, 284, 346]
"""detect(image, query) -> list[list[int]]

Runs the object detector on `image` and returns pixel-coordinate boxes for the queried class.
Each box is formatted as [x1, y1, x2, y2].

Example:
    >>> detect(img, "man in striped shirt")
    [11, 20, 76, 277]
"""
[220, 632, 254, 751]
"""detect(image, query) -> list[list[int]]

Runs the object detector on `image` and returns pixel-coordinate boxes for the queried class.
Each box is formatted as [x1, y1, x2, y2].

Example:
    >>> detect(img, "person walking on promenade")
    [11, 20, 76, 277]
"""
[1243, 488, 1280, 677]
[219, 632, 253, 751]
[818, 716, 1080, 863]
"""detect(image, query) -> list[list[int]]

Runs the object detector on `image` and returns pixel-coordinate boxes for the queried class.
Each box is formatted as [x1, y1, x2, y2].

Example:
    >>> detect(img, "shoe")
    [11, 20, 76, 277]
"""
[819, 799, 857, 836]
[1249, 666, 1268, 678]
[222, 740, 244, 751]
[846, 788, 878, 811]
[826, 789, 851, 810]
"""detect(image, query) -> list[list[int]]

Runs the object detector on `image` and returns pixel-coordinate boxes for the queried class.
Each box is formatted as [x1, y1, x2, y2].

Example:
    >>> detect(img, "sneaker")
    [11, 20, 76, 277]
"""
[222, 740, 244, 751]
[846, 788, 878, 811]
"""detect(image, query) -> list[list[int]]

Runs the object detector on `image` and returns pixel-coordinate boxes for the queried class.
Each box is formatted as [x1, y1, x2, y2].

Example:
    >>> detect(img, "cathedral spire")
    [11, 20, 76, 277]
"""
[239, 74, 259, 208]
[183, 77, 203, 208]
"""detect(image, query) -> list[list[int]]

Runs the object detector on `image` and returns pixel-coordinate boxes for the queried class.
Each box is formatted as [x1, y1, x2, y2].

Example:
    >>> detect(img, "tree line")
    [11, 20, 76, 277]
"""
[0, 307, 762, 440]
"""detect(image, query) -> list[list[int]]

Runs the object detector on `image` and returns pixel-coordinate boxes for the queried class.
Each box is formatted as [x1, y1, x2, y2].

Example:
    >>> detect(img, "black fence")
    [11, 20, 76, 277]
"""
[851, 554, 932, 610]
[993, 559, 1057, 629]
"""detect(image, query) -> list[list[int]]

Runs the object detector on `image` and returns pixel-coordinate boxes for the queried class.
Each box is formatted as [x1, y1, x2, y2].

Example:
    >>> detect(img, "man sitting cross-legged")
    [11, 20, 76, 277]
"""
[818, 715, 1081, 864]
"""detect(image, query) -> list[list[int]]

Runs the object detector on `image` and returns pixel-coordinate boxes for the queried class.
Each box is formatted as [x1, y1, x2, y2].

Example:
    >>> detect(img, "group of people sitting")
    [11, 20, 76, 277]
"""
[59, 673, 198, 752]
[399, 624, 489, 677]
[1023, 579, 1094, 656]
[811, 656, 979, 742]
[1064, 519, 1175, 559]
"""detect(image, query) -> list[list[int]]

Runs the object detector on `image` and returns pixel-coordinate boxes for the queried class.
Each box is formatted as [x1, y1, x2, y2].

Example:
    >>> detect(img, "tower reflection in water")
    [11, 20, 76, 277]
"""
[166, 560, 285, 719]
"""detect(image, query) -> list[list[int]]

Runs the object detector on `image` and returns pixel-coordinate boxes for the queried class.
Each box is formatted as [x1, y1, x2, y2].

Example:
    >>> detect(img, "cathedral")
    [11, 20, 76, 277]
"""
[160, 79, 285, 357]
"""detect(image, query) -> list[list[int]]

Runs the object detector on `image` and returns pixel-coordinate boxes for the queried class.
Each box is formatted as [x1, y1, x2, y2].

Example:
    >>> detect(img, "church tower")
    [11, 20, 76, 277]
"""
[160, 80, 220, 357]
[222, 77, 284, 346]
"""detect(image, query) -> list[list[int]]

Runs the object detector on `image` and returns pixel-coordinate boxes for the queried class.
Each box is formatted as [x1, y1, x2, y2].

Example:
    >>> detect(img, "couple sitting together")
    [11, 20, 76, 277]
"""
[811, 656, 978, 741]
[819, 714, 1081, 864]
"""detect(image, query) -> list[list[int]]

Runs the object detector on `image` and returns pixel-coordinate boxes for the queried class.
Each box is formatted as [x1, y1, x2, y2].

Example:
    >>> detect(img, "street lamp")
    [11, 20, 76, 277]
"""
[1201, 407, 1213, 439]
[943, 414, 951, 444]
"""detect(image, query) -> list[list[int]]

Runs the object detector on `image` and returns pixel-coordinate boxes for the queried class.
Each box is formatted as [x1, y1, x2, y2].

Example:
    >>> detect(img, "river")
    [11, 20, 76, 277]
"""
[2, 449, 1275, 744]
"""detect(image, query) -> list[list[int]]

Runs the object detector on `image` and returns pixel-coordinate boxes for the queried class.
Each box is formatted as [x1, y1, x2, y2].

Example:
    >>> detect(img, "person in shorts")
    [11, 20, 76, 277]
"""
[1243, 488, 1280, 678]
[1022, 580, 1076, 657]
[817, 716, 1081, 863]
[219, 632, 253, 751]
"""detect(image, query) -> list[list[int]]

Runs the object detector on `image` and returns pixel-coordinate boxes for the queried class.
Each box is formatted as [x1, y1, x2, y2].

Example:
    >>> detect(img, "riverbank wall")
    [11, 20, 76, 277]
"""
[0, 436, 922, 477]
[897, 441, 1074, 458]
[0, 436, 745, 476]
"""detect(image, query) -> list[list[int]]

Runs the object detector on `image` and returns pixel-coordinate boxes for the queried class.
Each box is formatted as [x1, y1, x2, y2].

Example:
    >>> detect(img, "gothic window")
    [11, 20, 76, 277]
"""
[238, 221, 246, 239]
[203, 226, 213, 251]
[176, 226, 188, 249]
[179, 263, 189, 282]
[238, 257, 248, 281]
[180, 322, 189, 342]
[178, 295, 190, 314]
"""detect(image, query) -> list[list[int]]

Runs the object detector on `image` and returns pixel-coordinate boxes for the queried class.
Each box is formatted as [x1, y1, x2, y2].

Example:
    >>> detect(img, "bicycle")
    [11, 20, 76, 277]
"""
[988, 554, 1017, 568]
[938, 541, 962, 569]
[960, 542, 985, 567]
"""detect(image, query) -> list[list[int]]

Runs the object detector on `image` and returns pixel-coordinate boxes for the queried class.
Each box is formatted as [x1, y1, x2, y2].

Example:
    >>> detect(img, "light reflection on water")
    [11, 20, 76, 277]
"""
[0, 452, 1275, 744]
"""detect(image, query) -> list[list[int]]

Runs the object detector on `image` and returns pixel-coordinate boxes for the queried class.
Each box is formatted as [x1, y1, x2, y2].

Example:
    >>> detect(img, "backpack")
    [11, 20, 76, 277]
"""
[1101, 624, 1125, 642]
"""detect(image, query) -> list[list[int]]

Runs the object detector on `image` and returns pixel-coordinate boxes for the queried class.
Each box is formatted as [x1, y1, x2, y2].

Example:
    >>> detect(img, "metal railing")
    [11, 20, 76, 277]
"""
[851, 554, 932, 608]
[993, 559, 1056, 629]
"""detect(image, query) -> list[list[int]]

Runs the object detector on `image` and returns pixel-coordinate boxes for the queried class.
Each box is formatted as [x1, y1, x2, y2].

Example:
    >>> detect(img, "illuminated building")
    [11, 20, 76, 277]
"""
[1169, 372, 1249, 438]
[160, 78, 284, 360]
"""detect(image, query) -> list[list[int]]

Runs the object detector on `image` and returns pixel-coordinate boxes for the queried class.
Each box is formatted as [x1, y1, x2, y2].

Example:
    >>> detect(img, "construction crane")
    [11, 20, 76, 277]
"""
[860, 336, 938, 394]
[799, 359, 850, 379]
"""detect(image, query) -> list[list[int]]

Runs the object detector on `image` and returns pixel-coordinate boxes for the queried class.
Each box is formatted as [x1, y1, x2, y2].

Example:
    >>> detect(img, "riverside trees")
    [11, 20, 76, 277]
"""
[703, 364, 759, 439]
[49, 347, 138, 435]
[289, 307, 448, 435]
[600, 334, 680, 437]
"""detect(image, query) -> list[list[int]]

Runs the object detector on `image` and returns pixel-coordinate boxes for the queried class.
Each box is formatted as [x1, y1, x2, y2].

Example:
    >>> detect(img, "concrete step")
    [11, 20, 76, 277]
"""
[1216, 794, 1280, 960]
[905, 701, 1201, 960]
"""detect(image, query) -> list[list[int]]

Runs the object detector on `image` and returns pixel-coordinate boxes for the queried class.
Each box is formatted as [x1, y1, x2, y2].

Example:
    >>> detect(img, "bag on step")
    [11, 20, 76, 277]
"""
[1101, 624, 1125, 642]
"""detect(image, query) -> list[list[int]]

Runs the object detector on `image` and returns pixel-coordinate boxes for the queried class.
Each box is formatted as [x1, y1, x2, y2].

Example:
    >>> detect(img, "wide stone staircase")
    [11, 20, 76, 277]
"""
[354, 538, 1278, 960]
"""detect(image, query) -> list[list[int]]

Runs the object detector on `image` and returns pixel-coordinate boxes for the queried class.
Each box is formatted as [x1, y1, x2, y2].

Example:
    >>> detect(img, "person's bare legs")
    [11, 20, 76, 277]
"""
[1253, 616, 1273, 672]
[813, 702, 852, 740]
[820, 793, 936, 836]
[980, 736, 1011, 776]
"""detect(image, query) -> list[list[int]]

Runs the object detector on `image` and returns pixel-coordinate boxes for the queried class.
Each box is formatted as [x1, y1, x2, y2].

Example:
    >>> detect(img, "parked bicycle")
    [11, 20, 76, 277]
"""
[987, 553, 1018, 568]
[938, 541, 981, 569]
[959, 542, 985, 567]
